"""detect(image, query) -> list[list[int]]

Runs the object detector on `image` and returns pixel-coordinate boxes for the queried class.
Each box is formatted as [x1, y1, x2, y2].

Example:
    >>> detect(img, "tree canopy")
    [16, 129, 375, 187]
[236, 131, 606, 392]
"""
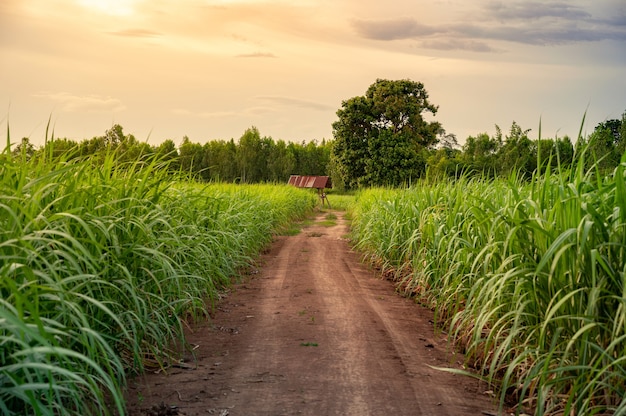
[331, 79, 441, 188]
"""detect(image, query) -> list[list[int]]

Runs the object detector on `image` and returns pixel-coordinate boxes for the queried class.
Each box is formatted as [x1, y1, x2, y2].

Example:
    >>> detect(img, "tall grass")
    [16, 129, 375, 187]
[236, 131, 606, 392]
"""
[0, 146, 316, 415]
[350, 152, 626, 414]
[322, 192, 357, 212]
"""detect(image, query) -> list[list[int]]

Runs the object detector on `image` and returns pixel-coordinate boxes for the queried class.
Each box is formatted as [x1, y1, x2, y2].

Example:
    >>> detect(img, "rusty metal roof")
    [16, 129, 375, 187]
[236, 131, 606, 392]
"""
[288, 175, 331, 189]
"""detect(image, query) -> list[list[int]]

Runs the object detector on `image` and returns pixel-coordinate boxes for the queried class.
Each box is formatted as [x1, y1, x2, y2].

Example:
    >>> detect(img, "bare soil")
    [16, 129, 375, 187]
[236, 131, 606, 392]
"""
[126, 211, 499, 416]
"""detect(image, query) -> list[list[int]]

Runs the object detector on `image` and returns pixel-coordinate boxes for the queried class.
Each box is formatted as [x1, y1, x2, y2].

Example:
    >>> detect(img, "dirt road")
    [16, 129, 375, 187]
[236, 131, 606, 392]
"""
[126, 211, 498, 415]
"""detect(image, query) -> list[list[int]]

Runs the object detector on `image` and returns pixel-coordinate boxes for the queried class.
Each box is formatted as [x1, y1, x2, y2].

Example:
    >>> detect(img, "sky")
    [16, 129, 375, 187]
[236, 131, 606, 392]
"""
[1, 0, 625, 148]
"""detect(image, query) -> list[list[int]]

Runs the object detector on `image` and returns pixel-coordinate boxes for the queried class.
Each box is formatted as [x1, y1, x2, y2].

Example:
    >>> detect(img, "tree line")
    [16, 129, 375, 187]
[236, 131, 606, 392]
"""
[426, 117, 626, 182]
[11, 125, 331, 184]
[10, 79, 625, 189]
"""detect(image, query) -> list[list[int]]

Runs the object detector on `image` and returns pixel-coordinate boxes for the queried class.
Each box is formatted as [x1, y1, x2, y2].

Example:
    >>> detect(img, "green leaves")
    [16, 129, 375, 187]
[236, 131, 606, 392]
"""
[350, 163, 626, 414]
[0, 151, 316, 415]
[331, 79, 440, 188]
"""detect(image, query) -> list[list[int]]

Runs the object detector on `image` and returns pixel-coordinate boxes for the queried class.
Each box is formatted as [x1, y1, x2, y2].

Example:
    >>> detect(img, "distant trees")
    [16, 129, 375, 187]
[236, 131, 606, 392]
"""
[154, 139, 180, 171]
[424, 128, 460, 179]
[579, 111, 626, 172]
[179, 136, 205, 178]
[8, 107, 625, 188]
[267, 139, 295, 182]
[12, 137, 36, 159]
[460, 132, 501, 177]
[331, 79, 441, 188]
[455, 121, 576, 179]
[15, 124, 331, 184]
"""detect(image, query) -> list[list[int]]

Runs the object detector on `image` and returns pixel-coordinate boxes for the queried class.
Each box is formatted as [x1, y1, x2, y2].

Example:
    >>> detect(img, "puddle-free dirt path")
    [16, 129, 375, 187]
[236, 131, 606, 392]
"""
[126, 211, 498, 415]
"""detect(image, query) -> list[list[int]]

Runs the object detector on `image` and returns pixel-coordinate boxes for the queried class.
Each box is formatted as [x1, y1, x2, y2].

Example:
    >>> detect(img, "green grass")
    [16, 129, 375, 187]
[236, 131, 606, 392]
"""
[0, 145, 317, 415]
[318, 212, 338, 227]
[323, 192, 356, 212]
[280, 224, 303, 236]
[349, 149, 626, 415]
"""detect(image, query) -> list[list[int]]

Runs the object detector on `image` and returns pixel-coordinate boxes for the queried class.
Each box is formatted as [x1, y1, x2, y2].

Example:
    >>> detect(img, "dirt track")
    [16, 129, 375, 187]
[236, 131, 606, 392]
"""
[126, 211, 498, 415]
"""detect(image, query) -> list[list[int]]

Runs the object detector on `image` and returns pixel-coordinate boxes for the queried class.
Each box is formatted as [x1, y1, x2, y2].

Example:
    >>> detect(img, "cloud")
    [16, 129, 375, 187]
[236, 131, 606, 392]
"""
[599, 13, 626, 27]
[351, 18, 439, 41]
[33, 92, 126, 112]
[107, 28, 162, 38]
[350, 18, 499, 51]
[486, 1, 591, 21]
[479, 1, 626, 45]
[454, 21, 625, 46]
[419, 39, 497, 53]
[351, 2, 626, 49]
[236, 52, 277, 58]
[255, 96, 334, 111]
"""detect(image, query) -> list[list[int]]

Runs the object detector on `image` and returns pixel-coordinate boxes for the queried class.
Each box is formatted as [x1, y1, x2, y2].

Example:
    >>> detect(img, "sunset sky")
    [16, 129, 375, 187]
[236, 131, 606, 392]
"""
[1, 0, 625, 148]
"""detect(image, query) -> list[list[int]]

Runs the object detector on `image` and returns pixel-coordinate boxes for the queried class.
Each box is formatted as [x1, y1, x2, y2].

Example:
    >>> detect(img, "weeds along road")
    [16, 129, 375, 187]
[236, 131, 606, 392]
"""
[127, 211, 498, 416]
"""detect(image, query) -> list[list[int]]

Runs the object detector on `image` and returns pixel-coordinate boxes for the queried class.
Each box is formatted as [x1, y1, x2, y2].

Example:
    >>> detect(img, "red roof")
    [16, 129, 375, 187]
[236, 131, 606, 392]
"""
[288, 175, 331, 189]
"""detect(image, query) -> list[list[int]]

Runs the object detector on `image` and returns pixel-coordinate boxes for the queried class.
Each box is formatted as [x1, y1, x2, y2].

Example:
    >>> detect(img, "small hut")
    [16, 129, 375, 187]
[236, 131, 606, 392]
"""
[288, 175, 332, 207]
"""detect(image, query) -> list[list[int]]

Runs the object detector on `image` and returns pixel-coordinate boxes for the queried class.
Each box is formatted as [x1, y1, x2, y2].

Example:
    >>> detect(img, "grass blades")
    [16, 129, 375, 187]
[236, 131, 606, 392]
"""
[0, 148, 316, 415]
[349, 157, 626, 414]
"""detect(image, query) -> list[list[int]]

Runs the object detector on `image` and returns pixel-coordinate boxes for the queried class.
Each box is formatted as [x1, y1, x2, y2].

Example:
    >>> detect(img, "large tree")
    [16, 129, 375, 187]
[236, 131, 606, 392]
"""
[331, 79, 441, 188]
